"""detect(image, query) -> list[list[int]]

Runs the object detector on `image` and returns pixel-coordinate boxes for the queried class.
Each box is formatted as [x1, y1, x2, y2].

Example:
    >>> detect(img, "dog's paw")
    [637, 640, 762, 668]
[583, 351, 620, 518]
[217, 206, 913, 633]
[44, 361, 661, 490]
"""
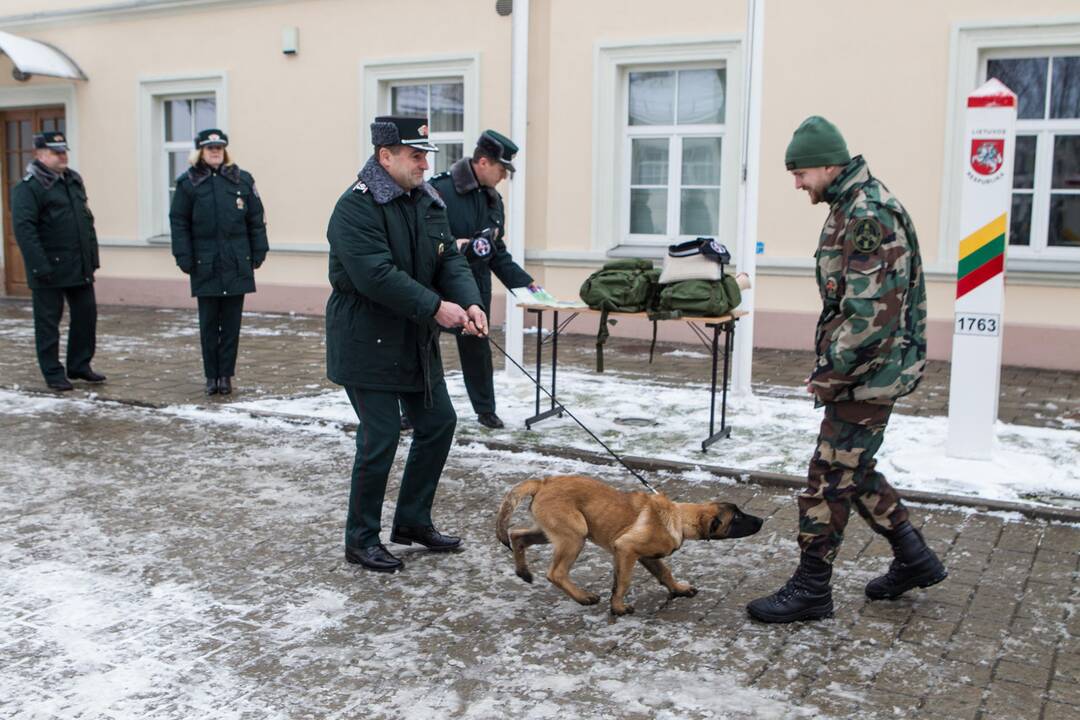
[671, 584, 698, 598]
[578, 593, 600, 606]
[610, 603, 635, 616]
[516, 569, 534, 584]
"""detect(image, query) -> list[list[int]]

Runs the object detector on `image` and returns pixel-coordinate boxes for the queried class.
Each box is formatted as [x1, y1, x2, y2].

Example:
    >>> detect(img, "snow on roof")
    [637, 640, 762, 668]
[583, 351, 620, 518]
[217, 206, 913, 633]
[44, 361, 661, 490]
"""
[0, 30, 86, 80]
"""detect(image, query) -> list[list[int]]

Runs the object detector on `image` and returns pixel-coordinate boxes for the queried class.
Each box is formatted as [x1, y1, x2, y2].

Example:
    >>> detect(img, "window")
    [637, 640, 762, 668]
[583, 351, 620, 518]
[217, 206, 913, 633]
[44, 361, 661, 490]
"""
[137, 74, 226, 241]
[625, 67, 726, 240]
[592, 40, 741, 257]
[986, 54, 1080, 255]
[387, 80, 464, 176]
[162, 96, 216, 229]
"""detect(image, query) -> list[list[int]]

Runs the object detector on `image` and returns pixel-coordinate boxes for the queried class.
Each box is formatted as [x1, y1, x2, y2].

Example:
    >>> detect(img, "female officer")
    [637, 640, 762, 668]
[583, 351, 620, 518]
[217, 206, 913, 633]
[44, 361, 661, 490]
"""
[170, 129, 268, 395]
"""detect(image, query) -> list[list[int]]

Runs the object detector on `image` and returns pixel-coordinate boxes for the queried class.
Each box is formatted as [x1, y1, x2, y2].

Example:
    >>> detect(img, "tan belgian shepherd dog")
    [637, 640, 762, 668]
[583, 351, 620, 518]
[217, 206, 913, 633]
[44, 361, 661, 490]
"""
[496, 474, 763, 616]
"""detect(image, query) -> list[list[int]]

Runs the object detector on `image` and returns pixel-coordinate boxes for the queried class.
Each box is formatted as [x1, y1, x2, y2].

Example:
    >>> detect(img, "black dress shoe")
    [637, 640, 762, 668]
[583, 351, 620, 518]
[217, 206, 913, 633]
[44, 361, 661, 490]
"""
[390, 525, 462, 551]
[218, 377, 232, 395]
[68, 369, 106, 383]
[47, 378, 74, 392]
[345, 544, 403, 572]
[206, 379, 219, 396]
[477, 412, 505, 429]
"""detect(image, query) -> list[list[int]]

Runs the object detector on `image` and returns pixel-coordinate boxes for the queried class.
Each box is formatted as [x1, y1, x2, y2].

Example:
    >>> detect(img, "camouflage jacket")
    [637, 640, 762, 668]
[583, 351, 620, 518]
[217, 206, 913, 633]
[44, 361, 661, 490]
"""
[810, 155, 926, 404]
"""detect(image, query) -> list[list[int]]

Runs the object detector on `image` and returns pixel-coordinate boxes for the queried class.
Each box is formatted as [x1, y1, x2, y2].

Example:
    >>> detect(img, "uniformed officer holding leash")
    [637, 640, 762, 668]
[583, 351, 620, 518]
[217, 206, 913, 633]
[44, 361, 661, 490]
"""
[12, 132, 105, 392]
[326, 116, 486, 573]
[746, 117, 947, 623]
[430, 130, 537, 430]
[170, 129, 268, 396]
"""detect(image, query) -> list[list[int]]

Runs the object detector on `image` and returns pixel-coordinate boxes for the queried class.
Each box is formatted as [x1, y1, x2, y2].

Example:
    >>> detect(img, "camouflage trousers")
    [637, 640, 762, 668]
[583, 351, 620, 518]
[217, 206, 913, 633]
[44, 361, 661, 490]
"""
[797, 401, 909, 563]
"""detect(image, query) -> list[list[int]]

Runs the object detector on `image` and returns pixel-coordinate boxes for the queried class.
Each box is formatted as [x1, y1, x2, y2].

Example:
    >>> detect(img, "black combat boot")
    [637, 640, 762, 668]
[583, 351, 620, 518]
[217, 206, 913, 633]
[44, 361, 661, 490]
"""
[865, 521, 947, 600]
[746, 554, 834, 623]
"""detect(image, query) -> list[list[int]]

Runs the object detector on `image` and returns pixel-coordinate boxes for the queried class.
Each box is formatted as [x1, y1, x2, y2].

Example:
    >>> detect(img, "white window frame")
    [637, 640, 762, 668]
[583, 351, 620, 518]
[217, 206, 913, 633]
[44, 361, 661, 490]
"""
[622, 63, 727, 244]
[941, 19, 1080, 274]
[385, 79, 467, 177]
[136, 73, 227, 242]
[593, 38, 742, 258]
[160, 94, 217, 235]
[360, 55, 479, 177]
[982, 49, 1080, 261]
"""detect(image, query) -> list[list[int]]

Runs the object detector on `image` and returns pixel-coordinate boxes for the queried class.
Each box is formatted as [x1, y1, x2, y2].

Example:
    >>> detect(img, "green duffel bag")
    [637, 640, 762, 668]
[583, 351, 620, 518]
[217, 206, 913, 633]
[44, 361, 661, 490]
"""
[656, 275, 742, 317]
[579, 259, 660, 371]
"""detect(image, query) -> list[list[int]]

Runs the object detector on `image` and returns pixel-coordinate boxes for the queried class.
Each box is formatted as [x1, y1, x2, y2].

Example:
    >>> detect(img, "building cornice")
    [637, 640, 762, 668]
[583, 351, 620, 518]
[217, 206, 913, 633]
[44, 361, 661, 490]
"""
[0, 0, 290, 30]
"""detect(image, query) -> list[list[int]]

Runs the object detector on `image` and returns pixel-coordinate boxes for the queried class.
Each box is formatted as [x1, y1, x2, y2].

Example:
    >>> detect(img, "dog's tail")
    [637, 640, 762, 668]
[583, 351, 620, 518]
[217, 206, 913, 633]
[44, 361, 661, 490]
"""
[496, 479, 542, 548]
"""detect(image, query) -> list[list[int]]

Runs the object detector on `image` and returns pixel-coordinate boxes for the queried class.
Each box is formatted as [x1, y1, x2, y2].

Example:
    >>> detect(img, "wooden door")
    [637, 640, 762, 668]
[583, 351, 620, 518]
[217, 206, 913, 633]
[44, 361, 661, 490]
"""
[2, 107, 66, 297]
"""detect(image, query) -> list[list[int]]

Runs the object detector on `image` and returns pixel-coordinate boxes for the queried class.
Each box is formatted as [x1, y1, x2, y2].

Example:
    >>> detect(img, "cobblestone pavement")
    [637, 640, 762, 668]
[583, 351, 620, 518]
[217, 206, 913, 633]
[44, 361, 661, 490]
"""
[1, 388, 1078, 719]
[0, 298, 1077, 429]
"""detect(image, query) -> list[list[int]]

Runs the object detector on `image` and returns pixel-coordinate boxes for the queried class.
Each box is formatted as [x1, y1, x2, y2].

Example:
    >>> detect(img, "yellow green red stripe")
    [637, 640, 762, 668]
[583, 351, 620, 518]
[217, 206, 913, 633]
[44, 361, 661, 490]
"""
[956, 213, 1007, 299]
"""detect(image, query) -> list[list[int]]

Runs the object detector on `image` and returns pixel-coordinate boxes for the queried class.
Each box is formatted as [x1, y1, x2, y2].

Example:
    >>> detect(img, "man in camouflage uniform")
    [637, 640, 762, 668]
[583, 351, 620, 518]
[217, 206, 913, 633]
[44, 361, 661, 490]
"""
[747, 117, 947, 624]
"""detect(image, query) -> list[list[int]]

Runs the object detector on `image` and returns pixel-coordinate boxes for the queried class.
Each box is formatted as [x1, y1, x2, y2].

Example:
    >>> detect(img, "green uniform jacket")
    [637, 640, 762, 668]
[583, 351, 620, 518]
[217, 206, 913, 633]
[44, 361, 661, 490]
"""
[325, 156, 482, 392]
[11, 161, 99, 290]
[430, 158, 532, 305]
[169, 163, 268, 297]
[810, 155, 927, 404]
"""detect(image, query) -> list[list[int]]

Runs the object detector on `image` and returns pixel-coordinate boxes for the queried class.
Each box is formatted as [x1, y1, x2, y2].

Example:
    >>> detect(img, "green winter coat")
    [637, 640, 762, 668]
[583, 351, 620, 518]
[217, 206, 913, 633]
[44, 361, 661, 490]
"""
[11, 161, 99, 290]
[810, 155, 927, 404]
[430, 158, 532, 306]
[169, 162, 268, 297]
[325, 156, 482, 392]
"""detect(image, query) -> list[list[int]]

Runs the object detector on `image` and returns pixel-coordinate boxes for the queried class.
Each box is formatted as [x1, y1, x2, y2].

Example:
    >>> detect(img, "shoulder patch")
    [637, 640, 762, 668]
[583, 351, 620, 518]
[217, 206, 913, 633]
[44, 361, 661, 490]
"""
[352, 180, 369, 194]
[848, 217, 883, 253]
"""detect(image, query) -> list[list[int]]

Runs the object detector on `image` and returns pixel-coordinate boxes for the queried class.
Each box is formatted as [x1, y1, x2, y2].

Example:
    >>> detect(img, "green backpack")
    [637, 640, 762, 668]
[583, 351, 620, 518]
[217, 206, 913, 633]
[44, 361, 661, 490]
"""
[579, 258, 660, 312]
[579, 259, 660, 371]
[655, 275, 742, 317]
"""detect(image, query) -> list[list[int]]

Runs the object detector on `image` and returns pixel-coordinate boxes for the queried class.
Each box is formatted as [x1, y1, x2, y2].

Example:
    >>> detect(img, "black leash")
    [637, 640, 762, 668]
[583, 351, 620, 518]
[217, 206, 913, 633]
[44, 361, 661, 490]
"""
[485, 333, 659, 495]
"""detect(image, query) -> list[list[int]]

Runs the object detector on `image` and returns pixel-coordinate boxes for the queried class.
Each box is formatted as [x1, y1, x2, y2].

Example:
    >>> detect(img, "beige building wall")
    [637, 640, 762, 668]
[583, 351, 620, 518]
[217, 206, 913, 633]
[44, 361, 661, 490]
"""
[1, 0, 511, 314]
[1, 0, 1079, 368]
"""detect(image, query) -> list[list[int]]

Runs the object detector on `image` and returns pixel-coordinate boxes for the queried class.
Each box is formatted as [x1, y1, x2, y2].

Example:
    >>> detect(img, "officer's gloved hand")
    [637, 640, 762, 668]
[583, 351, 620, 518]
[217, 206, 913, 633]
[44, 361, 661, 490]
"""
[253, 256, 265, 269]
[177, 258, 193, 275]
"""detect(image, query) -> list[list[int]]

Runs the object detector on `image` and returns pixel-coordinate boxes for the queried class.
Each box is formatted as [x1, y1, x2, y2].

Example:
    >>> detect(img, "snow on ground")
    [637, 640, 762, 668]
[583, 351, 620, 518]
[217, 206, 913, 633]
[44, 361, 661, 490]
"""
[0, 389, 841, 719]
[229, 368, 1080, 506]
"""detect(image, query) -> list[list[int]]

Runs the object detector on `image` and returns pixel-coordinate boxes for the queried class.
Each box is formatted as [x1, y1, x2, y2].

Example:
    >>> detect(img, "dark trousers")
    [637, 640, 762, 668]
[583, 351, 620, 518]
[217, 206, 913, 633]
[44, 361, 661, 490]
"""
[797, 401, 909, 563]
[31, 284, 97, 383]
[345, 380, 457, 549]
[196, 295, 245, 379]
[455, 332, 496, 414]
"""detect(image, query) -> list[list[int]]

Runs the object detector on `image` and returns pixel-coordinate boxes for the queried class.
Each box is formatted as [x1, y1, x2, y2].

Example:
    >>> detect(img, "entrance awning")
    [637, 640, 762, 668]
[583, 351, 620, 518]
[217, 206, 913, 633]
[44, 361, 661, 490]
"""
[0, 30, 86, 81]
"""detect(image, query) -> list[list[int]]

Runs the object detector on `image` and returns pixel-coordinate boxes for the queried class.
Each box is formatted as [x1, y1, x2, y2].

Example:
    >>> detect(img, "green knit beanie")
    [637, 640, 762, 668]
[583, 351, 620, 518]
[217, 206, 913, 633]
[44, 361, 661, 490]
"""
[785, 116, 851, 170]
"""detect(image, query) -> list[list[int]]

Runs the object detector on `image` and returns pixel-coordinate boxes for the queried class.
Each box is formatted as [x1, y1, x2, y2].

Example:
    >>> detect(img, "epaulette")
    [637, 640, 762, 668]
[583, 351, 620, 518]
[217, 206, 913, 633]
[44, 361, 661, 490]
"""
[431, 171, 450, 180]
[352, 180, 369, 194]
[23, 172, 32, 182]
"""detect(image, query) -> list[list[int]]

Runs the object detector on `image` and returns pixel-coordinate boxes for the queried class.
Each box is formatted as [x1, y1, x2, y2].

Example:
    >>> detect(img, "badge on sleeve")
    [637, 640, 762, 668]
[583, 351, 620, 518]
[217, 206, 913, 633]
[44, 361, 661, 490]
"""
[849, 218, 883, 253]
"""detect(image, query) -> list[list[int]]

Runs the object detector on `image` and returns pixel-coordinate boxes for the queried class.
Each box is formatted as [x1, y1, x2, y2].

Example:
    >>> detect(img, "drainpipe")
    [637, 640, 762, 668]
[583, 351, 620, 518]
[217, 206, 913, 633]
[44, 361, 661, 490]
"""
[503, 0, 529, 372]
[733, 0, 764, 397]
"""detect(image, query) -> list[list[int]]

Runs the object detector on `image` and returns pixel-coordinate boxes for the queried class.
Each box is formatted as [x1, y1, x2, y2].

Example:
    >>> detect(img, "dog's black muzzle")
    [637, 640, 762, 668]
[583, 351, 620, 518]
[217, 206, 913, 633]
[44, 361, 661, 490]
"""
[727, 511, 764, 539]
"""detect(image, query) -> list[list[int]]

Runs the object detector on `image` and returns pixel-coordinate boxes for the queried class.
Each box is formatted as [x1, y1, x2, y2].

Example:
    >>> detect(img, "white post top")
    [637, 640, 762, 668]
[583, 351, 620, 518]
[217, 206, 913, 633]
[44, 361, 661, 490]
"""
[969, 78, 1017, 106]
